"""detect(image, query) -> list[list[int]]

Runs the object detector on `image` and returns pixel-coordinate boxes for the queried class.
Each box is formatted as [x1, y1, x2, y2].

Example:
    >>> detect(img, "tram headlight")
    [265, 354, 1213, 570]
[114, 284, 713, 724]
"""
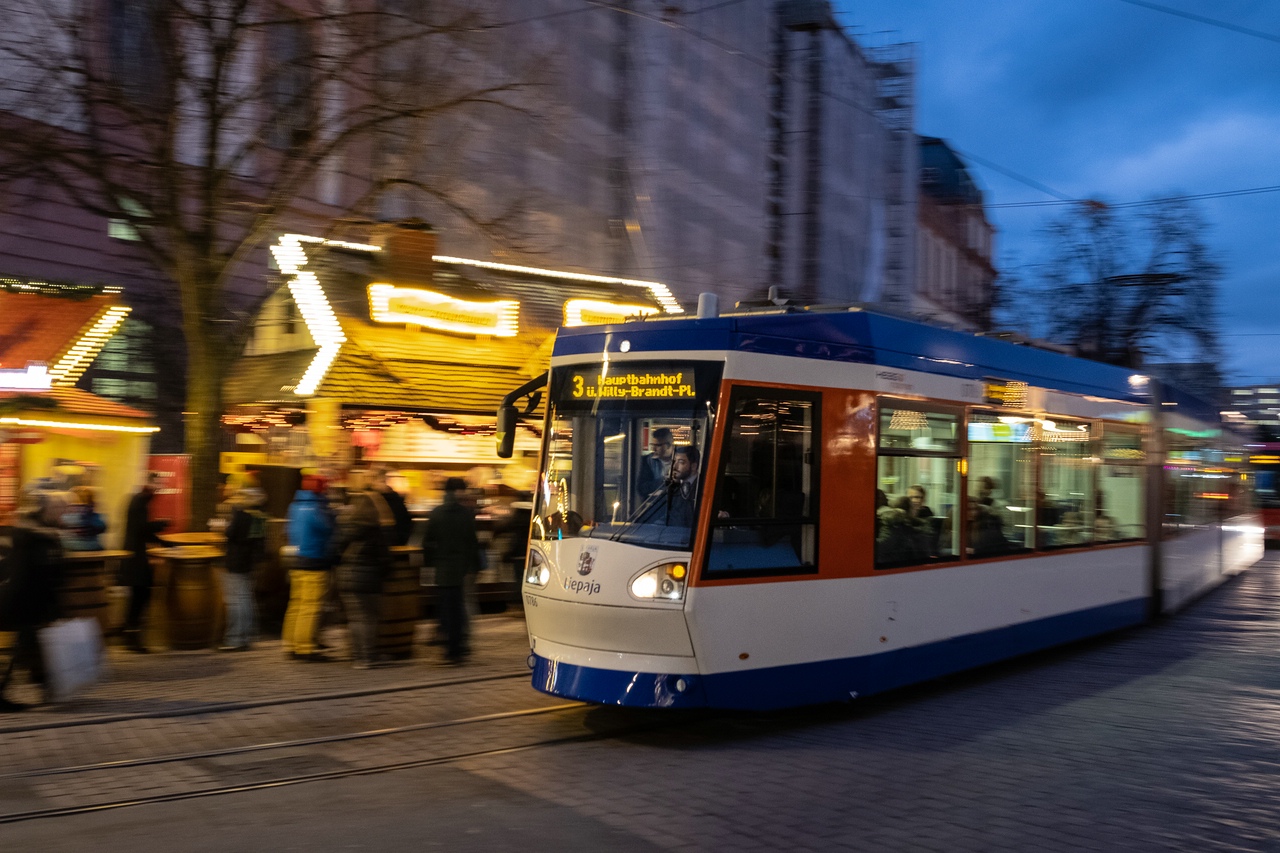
[629, 562, 687, 602]
[524, 549, 550, 588]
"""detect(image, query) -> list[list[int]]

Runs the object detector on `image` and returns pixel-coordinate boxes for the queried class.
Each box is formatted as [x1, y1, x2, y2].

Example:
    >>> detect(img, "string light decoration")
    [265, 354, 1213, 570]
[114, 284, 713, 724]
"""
[1000, 380, 1029, 409]
[48, 304, 132, 386]
[432, 255, 684, 315]
[887, 409, 928, 431]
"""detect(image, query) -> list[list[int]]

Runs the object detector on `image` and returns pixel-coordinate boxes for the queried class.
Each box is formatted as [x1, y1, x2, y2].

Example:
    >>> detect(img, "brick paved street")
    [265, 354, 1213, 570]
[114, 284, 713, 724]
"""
[3, 556, 1280, 852]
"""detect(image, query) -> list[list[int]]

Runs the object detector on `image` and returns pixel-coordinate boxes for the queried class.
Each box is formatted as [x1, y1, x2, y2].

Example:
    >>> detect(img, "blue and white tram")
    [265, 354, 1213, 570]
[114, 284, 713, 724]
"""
[497, 306, 1261, 710]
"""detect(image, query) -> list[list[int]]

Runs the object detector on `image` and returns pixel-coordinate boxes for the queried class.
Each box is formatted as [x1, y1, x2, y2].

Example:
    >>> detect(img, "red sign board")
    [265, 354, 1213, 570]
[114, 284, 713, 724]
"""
[149, 454, 190, 534]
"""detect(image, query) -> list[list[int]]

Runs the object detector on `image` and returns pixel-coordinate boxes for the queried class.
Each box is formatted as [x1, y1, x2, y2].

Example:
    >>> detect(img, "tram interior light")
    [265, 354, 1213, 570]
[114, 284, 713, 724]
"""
[630, 563, 687, 602]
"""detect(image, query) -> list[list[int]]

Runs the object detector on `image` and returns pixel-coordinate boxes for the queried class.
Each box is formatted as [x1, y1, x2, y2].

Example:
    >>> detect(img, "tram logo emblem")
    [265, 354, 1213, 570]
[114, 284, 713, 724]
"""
[577, 547, 596, 576]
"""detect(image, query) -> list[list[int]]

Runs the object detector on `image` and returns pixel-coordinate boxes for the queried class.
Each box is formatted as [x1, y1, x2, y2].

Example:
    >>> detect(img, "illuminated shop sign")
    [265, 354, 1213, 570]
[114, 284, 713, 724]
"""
[562, 366, 698, 401]
[563, 299, 658, 327]
[368, 283, 519, 337]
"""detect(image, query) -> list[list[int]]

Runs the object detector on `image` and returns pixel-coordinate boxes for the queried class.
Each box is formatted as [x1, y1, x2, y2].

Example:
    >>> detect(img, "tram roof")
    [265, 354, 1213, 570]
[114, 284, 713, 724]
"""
[553, 309, 1153, 404]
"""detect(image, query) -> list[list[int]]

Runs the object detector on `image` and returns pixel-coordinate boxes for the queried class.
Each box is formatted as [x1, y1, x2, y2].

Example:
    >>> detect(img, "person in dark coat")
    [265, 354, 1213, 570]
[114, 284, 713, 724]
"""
[422, 478, 481, 664]
[335, 491, 393, 669]
[220, 486, 266, 651]
[1, 491, 68, 712]
[121, 473, 167, 653]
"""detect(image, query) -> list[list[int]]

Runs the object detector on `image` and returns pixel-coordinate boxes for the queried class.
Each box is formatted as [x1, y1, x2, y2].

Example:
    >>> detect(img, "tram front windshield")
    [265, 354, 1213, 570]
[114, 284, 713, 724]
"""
[534, 360, 723, 549]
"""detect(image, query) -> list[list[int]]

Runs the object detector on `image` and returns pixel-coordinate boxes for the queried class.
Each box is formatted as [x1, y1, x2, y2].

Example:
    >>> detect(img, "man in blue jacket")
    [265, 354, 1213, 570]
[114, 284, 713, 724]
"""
[283, 476, 335, 661]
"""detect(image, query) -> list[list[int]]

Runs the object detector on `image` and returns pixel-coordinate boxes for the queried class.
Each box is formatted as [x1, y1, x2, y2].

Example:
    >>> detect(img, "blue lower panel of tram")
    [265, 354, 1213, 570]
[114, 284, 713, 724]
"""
[530, 597, 1148, 711]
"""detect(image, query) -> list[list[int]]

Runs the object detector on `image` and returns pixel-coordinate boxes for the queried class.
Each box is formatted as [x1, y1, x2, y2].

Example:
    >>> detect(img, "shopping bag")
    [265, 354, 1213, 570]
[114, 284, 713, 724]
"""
[38, 617, 105, 702]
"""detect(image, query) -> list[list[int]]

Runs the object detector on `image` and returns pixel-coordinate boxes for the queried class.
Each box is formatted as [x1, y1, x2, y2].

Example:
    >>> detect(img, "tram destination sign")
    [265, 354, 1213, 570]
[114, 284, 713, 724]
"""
[562, 365, 698, 401]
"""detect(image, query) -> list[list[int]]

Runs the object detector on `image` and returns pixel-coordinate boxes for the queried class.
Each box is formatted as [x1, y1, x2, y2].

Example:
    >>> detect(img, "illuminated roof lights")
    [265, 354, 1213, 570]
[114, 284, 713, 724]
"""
[433, 255, 684, 315]
[563, 299, 659, 327]
[49, 304, 132, 387]
[0, 416, 158, 434]
[368, 283, 519, 337]
[271, 234, 351, 397]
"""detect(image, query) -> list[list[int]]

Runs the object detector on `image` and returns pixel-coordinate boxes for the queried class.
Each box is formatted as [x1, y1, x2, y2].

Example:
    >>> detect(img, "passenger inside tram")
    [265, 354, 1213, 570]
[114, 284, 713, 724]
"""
[969, 498, 1009, 557]
[876, 492, 936, 564]
[636, 427, 674, 498]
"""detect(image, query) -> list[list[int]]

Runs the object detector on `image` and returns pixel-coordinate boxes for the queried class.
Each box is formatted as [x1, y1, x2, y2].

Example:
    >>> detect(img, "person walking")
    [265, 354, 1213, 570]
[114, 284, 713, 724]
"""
[220, 484, 266, 652]
[335, 490, 393, 669]
[121, 473, 167, 654]
[283, 475, 335, 662]
[1, 490, 68, 711]
[422, 477, 481, 665]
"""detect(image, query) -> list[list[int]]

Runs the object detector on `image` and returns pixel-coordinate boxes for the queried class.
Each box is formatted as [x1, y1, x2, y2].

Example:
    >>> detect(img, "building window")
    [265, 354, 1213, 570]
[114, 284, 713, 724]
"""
[264, 15, 314, 150]
[706, 388, 820, 577]
[107, 0, 167, 106]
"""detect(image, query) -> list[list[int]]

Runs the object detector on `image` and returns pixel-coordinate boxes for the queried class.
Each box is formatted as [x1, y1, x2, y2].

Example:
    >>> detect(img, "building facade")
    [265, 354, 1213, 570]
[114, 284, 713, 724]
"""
[913, 136, 997, 330]
[1226, 384, 1280, 439]
[378, 0, 918, 310]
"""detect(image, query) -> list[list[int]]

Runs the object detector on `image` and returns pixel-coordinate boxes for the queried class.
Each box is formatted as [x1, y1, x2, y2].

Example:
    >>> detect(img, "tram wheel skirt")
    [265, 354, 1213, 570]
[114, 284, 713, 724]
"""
[530, 598, 1149, 711]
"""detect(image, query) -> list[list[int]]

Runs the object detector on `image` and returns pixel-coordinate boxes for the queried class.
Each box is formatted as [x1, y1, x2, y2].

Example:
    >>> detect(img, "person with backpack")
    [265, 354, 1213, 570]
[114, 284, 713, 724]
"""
[220, 485, 267, 652]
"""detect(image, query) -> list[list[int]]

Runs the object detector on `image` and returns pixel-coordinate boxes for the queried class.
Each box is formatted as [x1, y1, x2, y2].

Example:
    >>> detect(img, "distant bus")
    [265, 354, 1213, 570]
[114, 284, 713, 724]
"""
[1247, 444, 1280, 546]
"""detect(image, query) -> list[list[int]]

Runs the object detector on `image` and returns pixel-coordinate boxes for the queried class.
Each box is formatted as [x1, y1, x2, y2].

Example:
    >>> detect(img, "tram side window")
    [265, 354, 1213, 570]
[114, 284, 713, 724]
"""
[706, 389, 819, 576]
[967, 412, 1035, 557]
[1163, 431, 1219, 537]
[875, 405, 960, 569]
[1098, 427, 1145, 541]
[1037, 419, 1094, 548]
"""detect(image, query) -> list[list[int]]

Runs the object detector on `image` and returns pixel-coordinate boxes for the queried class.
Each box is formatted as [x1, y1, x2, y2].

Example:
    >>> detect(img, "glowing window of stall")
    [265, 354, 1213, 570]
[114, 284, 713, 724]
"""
[563, 299, 659, 327]
[368, 283, 519, 337]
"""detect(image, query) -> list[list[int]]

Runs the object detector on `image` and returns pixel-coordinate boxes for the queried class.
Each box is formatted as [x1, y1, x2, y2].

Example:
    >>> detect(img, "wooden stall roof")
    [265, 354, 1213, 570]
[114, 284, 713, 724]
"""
[0, 286, 122, 369]
[226, 242, 673, 415]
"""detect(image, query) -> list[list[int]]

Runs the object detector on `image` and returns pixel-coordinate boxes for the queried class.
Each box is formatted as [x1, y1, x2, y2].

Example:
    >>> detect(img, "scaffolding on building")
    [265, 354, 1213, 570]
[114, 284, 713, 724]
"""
[867, 41, 916, 311]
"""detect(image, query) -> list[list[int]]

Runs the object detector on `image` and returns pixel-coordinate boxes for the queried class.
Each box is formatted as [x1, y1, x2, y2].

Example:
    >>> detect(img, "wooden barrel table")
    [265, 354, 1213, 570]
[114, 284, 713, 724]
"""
[377, 546, 421, 659]
[161, 546, 225, 650]
[59, 550, 131, 635]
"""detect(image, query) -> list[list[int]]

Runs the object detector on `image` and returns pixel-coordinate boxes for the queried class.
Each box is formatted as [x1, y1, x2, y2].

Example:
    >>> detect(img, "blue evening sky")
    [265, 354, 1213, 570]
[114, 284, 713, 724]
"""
[836, 0, 1280, 384]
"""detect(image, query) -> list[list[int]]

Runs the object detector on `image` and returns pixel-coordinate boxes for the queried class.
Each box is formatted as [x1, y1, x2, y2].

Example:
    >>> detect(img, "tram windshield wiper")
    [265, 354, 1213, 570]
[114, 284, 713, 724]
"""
[610, 482, 676, 541]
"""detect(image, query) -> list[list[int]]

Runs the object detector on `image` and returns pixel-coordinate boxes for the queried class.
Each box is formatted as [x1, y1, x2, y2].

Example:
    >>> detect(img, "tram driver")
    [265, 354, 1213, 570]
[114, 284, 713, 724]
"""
[664, 445, 700, 527]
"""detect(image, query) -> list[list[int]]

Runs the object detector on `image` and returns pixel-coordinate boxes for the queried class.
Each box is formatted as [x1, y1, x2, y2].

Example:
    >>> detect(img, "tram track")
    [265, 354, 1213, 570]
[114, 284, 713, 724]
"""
[0, 700, 681, 825]
[2, 701, 583, 781]
[0, 669, 532, 735]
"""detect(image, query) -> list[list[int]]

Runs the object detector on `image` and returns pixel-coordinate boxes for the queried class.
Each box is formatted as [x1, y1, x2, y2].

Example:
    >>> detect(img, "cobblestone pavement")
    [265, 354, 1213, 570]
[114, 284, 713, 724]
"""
[3, 558, 1280, 851]
[0, 612, 532, 728]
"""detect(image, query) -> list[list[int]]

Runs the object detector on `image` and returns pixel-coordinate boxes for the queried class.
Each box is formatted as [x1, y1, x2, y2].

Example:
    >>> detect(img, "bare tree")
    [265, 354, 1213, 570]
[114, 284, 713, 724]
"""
[0, 0, 533, 525]
[1034, 198, 1223, 372]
